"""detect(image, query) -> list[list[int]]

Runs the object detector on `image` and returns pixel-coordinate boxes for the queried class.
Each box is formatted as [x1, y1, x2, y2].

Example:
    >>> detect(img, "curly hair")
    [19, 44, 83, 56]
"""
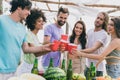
[25, 8, 46, 31]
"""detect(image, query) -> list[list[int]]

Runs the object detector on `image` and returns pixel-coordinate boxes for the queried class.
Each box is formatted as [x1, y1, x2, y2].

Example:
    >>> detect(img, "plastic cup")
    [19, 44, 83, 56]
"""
[67, 43, 77, 54]
[60, 40, 68, 51]
[51, 40, 60, 51]
[61, 34, 68, 41]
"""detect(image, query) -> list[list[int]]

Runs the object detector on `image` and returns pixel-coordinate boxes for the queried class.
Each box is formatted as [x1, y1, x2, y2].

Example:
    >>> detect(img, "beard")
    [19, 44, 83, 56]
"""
[94, 21, 103, 28]
[57, 20, 65, 26]
[95, 24, 103, 28]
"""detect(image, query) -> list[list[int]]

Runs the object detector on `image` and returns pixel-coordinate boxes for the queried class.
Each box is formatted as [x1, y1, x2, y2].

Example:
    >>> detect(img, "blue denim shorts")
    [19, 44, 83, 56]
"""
[106, 64, 120, 79]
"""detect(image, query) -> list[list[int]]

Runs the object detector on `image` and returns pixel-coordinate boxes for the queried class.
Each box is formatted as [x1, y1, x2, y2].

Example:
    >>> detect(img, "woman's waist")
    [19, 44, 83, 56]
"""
[106, 58, 120, 65]
[107, 61, 120, 65]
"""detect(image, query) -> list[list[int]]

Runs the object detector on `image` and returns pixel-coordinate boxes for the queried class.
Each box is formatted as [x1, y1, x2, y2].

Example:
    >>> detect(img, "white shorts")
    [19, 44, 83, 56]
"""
[0, 72, 15, 80]
[16, 56, 44, 76]
[16, 61, 33, 76]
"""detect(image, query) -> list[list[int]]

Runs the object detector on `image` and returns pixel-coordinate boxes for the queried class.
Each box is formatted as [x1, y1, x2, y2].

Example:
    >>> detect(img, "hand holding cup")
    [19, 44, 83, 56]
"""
[61, 34, 68, 41]
[68, 43, 77, 54]
[51, 40, 60, 52]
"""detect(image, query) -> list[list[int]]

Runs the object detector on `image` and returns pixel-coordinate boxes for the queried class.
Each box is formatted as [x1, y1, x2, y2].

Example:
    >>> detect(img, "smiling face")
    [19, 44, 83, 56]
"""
[74, 23, 83, 36]
[57, 12, 69, 27]
[34, 17, 45, 30]
[94, 13, 105, 28]
[107, 20, 115, 35]
[18, 7, 31, 21]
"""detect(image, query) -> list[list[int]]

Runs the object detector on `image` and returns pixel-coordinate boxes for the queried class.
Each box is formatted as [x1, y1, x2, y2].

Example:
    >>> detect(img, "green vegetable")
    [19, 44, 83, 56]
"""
[44, 67, 66, 80]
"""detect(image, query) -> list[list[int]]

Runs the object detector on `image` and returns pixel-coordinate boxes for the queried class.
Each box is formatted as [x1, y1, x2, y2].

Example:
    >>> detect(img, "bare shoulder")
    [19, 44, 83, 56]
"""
[113, 38, 120, 43]
[113, 38, 120, 49]
[111, 38, 120, 42]
[109, 38, 120, 47]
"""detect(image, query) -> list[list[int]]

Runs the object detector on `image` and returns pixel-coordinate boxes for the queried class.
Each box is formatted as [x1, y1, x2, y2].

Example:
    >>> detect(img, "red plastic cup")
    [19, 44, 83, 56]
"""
[60, 40, 68, 51]
[51, 40, 60, 52]
[67, 43, 77, 54]
[61, 34, 68, 41]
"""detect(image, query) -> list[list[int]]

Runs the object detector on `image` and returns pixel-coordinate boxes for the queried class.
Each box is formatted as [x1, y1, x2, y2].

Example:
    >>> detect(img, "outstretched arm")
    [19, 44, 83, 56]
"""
[72, 39, 118, 60]
[22, 42, 52, 53]
[80, 41, 103, 53]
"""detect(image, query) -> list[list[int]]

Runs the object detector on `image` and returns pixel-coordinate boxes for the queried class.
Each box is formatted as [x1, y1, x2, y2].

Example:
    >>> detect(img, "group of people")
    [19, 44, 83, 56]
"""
[0, 0, 120, 80]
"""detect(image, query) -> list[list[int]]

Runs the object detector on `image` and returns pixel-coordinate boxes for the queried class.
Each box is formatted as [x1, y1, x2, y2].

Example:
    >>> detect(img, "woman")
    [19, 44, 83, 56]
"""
[72, 17, 120, 79]
[17, 8, 47, 75]
[68, 20, 86, 74]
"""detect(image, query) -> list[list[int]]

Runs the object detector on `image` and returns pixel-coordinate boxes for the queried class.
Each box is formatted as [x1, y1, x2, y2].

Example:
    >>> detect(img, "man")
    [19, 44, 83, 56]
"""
[42, 7, 69, 67]
[0, 0, 51, 80]
[80, 12, 109, 76]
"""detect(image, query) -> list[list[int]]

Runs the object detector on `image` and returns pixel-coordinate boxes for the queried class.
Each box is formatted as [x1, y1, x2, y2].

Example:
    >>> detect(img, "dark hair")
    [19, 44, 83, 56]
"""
[70, 20, 87, 49]
[10, 0, 32, 12]
[111, 17, 120, 38]
[26, 8, 46, 31]
[100, 12, 109, 31]
[57, 7, 69, 15]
